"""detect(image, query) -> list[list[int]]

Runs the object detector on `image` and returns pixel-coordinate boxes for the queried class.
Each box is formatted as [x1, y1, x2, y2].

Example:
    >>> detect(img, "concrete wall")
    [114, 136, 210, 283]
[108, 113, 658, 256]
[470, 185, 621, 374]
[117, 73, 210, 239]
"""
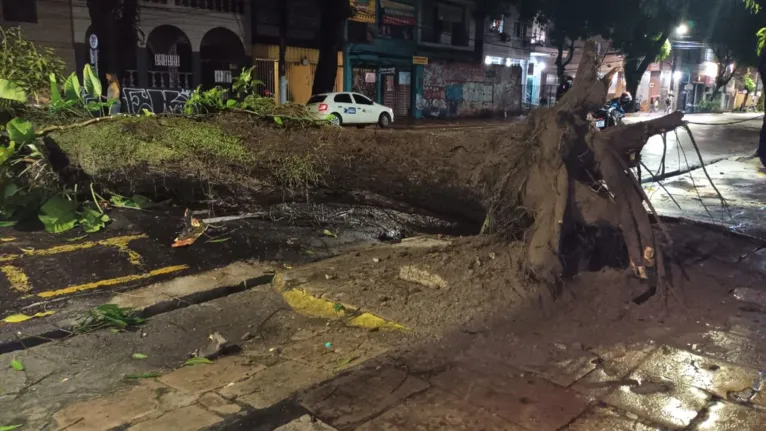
[418, 61, 522, 118]
[0, 0, 77, 72]
[70, 0, 250, 52]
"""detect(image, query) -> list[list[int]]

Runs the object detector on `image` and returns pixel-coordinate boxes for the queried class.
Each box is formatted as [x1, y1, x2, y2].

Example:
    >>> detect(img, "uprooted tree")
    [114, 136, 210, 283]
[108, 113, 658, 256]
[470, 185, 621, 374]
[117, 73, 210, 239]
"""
[48, 42, 686, 291]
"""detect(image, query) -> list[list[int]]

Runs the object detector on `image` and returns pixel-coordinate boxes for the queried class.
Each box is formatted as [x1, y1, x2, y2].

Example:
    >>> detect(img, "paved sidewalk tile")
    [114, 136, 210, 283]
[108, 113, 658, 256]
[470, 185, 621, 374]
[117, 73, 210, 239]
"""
[356, 388, 525, 431]
[602, 379, 709, 429]
[274, 415, 339, 431]
[159, 356, 266, 395]
[692, 401, 766, 431]
[219, 360, 332, 409]
[573, 342, 657, 399]
[563, 405, 661, 431]
[634, 345, 759, 399]
[53, 380, 177, 431]
[431, 364, 589, 430]
[300, 366, 429, 429]
[198, 392, 241, 415]
[127, 405, 222, 431]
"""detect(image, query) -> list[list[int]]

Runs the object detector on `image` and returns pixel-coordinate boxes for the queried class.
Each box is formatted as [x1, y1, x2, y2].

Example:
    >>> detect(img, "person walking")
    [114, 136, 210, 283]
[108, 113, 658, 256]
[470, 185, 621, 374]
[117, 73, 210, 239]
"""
[665, 93, 673, 114]
[106, 73, 121, 115]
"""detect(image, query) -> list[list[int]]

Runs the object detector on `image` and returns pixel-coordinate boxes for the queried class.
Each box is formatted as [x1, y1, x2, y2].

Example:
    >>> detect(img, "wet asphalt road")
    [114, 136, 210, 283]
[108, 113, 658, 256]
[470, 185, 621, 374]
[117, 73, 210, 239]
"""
[627, 113, 762, 179]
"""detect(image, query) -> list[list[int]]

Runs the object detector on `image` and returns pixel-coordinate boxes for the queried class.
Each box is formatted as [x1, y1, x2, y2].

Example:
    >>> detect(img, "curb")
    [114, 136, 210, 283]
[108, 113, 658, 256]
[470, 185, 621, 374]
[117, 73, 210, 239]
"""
[0, 262, 275, 355]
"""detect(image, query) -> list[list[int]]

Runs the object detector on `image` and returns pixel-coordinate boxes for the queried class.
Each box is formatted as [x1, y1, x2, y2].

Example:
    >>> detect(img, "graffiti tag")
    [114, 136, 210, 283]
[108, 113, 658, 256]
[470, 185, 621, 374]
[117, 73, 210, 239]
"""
[121, 87, 192, 114]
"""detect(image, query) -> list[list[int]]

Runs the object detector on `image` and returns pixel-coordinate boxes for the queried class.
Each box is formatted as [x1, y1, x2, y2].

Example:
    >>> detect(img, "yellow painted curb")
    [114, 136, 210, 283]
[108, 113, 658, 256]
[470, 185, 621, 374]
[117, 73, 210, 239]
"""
[280, 288, 410, 332]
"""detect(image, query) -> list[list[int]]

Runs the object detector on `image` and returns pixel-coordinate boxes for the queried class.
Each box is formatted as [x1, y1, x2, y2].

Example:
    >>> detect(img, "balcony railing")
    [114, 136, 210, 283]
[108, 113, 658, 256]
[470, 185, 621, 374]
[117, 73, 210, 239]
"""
[141, 0, 244, 14]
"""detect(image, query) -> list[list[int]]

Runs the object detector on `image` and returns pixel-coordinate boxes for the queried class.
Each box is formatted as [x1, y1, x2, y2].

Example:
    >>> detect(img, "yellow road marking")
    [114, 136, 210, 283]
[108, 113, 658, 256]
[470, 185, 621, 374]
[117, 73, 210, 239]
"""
[37, 265, 189, 298]
[0, 234, 147, 263]
[1, 265, 30, 292]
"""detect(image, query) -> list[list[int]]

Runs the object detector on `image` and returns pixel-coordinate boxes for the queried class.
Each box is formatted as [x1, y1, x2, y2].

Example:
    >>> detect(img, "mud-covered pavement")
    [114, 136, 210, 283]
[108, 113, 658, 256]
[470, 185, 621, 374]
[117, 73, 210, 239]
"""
[5, 221, 766, 430]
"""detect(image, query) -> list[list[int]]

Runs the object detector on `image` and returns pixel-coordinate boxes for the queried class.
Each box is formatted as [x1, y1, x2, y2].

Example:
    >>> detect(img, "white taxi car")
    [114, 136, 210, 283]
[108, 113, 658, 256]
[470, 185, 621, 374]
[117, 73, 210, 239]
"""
[307, 92, 395, 128]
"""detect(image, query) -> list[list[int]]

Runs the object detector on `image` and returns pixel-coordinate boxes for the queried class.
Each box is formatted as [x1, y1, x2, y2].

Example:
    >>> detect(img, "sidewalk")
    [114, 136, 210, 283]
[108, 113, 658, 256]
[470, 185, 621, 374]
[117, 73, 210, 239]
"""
[4, 223, 766, 430]
[647, 156, 766, 239]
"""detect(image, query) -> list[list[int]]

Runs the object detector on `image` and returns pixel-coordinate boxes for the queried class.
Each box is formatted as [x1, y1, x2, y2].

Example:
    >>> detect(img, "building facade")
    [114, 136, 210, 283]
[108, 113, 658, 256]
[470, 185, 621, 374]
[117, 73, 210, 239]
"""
[0, 0, 77, 71]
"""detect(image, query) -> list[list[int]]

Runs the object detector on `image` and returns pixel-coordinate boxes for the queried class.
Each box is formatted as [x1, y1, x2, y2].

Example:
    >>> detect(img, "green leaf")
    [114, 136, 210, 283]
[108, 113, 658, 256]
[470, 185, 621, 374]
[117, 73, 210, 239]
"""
[83, 64, 102, 98]
[10, 359, 24, 371]
[273, 116, 283, 126]
[49, 73, 62, 105]
[67, 234, 88, 242]
[132, 353, 148, 360]
[226, 99, 238, 108]
[124, 372, 161, 379]
[110, 194, 154, 210]
[80, 207, 109, 233]
[184, 357, 213, 366]
[0, 140, 16, 165]
[142, 108, 155, 117]
[38, 196, 78, 234]
[5, 118, 34, 144]
[0, 425, 23, 431]
[63, 72, 81, 102]
[322, 229, 337, 238]
[0, 79, 26, 103]
[0, 220, 18, 228]
[206, 237, 230, 243]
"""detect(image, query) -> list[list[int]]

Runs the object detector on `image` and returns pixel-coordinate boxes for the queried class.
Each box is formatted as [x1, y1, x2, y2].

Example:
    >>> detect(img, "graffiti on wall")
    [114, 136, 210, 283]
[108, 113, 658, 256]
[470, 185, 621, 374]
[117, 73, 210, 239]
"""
[420, 62, 522, 118]
[121, 88, 191, 114]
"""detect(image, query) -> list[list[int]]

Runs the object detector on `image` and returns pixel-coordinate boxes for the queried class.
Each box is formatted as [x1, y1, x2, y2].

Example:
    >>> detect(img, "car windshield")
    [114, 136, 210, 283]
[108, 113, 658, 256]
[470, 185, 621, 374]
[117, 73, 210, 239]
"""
[307, 95, 327, 104]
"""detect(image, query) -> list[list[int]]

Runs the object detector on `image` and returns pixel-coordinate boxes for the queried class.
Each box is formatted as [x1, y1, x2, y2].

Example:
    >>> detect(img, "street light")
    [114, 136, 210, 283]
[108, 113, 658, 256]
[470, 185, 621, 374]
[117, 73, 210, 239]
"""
[676, 23, 689, 35]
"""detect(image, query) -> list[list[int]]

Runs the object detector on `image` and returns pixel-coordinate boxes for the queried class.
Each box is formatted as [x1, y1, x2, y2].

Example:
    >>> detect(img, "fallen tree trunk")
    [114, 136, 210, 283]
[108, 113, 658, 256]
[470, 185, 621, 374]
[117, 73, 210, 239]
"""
[48, 41, 683, 287]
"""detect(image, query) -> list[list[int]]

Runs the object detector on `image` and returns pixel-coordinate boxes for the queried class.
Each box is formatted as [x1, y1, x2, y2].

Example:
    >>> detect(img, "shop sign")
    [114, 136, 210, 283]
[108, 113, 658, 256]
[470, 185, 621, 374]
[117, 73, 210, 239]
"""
[155, 54, 181, 67]
[412, 56, 428, 65]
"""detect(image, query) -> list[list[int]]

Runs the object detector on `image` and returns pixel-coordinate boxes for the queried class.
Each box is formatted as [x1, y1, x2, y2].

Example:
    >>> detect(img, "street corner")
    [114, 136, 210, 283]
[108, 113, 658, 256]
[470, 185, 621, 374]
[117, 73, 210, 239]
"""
[0, 232, 191, 327]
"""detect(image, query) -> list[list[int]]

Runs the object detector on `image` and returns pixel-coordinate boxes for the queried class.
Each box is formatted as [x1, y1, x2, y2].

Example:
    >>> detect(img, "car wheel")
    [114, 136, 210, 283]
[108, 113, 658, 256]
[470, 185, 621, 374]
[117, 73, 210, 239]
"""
[378, 113, 391, 128]
[329, 113, 342, 127]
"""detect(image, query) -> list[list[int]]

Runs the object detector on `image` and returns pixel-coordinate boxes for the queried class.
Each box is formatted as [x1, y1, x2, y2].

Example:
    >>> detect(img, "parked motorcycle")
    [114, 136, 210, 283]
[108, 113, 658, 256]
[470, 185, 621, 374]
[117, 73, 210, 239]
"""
[592, 92, 633, 130]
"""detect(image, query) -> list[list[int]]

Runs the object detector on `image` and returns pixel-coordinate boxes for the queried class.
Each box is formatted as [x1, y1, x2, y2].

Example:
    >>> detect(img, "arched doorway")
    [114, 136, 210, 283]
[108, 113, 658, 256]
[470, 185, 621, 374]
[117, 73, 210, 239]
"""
[200, 28, 246, 89]
[145, 25, 193, 89]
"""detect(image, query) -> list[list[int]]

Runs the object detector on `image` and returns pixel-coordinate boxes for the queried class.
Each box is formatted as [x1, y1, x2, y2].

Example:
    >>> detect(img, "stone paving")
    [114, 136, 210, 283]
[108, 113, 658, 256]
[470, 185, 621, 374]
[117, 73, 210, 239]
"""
[37, 305, 766, 431]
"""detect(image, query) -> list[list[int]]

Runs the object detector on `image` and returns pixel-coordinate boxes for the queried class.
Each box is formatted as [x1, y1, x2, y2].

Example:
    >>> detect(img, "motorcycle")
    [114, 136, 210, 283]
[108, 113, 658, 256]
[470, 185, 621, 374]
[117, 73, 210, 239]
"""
[592, 97, 631, 130]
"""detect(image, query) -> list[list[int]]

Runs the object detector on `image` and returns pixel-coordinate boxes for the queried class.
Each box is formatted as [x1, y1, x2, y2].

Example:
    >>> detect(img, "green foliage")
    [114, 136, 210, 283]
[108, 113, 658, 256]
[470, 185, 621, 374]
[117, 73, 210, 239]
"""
[745, 76, 757, 92]
[73, 304, 145, 334]
[50, 66, 113, 117]
[9, 359, 23, 371]
[656, 39, 671, 63]
[51, 117, 253, 176]
[184, 85, 229, 115]
[0, 27, 65, 100]
[758, 27, 766, 54]
[110, 194, 154, 210]
[231, 66, 264, 98]
[695, 98, 722, 113]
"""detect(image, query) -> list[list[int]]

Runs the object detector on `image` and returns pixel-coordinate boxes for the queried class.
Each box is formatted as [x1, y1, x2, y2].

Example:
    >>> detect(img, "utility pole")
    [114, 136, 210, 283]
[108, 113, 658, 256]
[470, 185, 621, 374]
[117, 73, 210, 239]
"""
[278, 0, 288, 104]
[669, 49, 678, 111]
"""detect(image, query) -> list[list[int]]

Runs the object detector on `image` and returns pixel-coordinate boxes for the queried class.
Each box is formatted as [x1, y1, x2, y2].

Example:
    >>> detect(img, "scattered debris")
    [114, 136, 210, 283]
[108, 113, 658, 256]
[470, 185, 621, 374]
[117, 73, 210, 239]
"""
[324, 342, 333, 349]
[110, 194, 155, 210]
[194, 332, 229, 359]
[73, 304, 145, 334]
[630, 379, 674, 395]
[9, 358, 24, 371]
[132, 353, 148, 360]
[171, 209, 209, 248]
[206, 236, 231, 244]
[372, 257, 381, 263]
[202, 212, 266, 224]
[0, 425, 23, 431]
[398, 266, 447, 289]
[731, 287, 766, 308]
[184, 357, 214, 366]
[2, 310, 56, 323]
[124, 372, 161, 379]
[240, 332, 253, 341]
[322, 229, 338, 238]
